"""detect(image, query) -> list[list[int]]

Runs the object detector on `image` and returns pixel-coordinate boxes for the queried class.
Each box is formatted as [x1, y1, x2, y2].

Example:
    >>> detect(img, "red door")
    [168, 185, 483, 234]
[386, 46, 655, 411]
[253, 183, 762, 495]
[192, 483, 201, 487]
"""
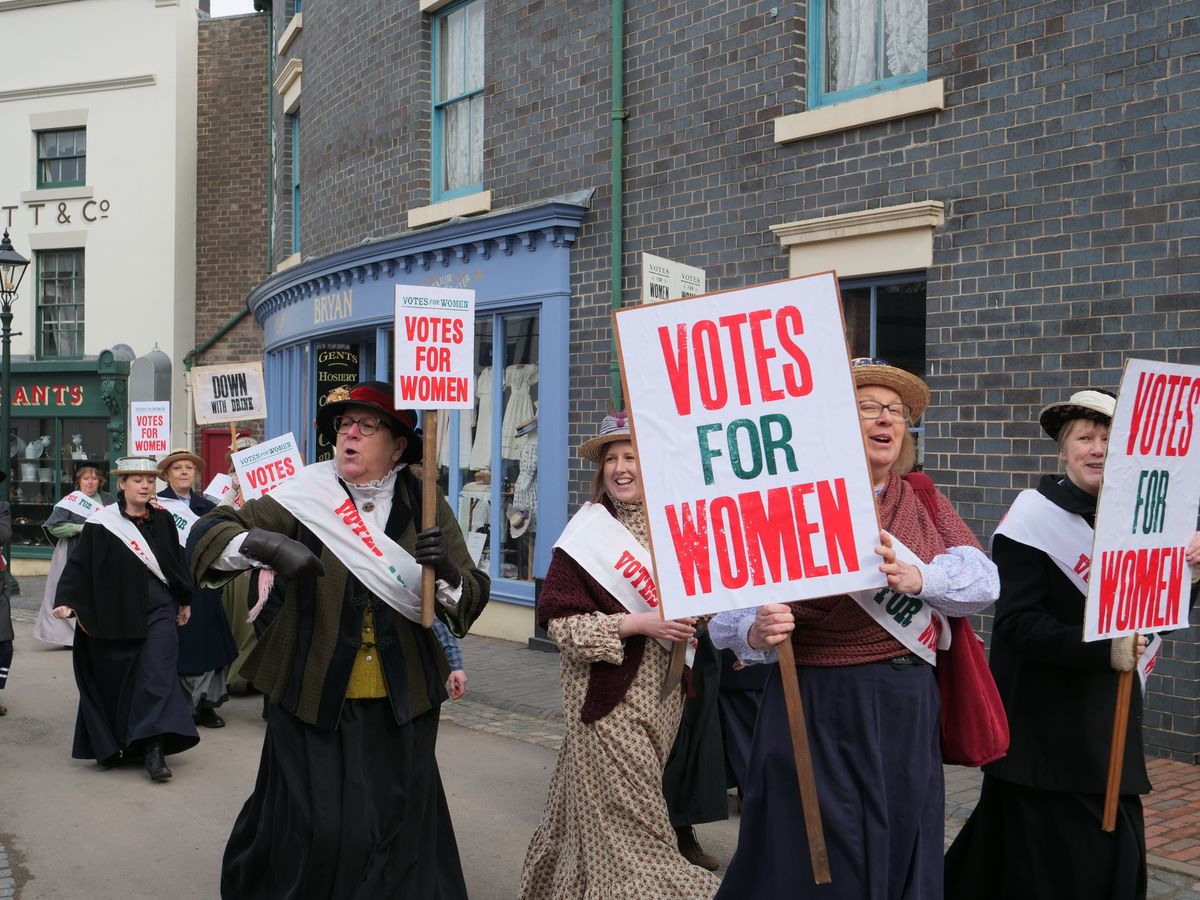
[200, 427, 250, 484]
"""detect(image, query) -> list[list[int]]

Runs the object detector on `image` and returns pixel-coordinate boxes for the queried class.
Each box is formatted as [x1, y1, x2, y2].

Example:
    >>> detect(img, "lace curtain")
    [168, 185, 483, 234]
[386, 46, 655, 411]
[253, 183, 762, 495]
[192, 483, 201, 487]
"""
[827, 0, 925, 93]
[439, 1, 485, 193]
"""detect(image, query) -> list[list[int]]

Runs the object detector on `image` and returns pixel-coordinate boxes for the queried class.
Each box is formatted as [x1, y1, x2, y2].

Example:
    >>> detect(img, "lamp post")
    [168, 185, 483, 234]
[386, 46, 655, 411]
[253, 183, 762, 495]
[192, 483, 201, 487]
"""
[0, 230, 30, 590]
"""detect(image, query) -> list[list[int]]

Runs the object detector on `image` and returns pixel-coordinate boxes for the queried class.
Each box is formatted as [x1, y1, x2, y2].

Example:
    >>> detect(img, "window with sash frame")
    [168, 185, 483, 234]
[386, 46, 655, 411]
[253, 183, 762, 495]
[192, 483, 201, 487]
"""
[432, 0, 485, 201]
[808, 0, 927, 108]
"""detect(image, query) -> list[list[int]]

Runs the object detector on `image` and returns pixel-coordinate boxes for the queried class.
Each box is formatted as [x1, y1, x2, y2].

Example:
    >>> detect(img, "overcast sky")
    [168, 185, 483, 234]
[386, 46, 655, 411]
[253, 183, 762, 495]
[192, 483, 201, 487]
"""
[209, 0, 257, 16]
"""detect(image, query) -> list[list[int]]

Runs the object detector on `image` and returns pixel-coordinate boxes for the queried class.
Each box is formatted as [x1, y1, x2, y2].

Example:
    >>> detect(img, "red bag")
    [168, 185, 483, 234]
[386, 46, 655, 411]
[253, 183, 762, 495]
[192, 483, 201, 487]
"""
[904, 471, 1010, 767]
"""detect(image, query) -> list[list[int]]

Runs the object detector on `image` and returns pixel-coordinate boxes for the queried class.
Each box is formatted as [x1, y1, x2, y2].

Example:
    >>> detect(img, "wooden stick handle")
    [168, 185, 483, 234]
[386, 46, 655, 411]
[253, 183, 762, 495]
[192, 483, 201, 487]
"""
[420, 411, 438, 629]
[660, 640, 687, 701]
[776, 638, 832, 884]
[1103, 667, 1135, 831]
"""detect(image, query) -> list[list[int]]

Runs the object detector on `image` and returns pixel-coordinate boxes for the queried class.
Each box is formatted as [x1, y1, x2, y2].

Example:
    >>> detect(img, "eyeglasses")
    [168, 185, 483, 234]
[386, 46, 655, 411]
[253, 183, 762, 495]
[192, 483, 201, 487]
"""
[333, 414, 384, 436]
[858, 400, 912, 422]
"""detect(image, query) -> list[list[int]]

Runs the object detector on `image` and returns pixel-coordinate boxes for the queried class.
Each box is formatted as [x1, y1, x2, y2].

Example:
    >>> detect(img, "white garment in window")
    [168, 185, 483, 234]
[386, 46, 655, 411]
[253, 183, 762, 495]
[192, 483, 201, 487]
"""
[501, 363, 537, 459]
[467, 366, 493, 470]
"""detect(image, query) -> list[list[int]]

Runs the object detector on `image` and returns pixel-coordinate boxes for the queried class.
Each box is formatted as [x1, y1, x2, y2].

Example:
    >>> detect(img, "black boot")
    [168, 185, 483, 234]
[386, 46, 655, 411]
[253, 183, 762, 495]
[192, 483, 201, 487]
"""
[145, 739, 172, 782]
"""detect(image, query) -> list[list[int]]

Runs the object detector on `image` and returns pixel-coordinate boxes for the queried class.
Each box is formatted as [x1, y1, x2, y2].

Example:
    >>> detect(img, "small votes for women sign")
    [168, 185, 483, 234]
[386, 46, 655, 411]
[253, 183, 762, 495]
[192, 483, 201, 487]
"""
[232, 433, 304, 501]
[393, 285, 475, 410]
[1085, 359, 1200, 641]
[613, 272, 887, 620]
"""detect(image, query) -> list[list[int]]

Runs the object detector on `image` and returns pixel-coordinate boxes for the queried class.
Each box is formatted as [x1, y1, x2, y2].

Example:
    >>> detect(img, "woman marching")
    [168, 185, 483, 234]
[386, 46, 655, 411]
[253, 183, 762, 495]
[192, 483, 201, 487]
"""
[519, 413, 721, 900]
[34, 463, 113, 647]
[709, 358, 1000, 897]
[51, 456, 198, 781]
[944, 389, 1200, 899]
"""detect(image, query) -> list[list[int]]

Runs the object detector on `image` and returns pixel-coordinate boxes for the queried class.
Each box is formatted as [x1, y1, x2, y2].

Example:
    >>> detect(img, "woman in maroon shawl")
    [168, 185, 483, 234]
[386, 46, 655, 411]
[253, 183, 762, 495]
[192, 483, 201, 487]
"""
[519, 413, 720, 899]
[709, 358, 999, 898]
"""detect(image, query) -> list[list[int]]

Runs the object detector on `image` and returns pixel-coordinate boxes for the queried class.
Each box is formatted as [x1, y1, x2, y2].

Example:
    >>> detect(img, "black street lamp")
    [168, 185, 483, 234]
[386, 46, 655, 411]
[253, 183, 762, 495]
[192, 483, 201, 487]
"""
[0, 230, 30, 587]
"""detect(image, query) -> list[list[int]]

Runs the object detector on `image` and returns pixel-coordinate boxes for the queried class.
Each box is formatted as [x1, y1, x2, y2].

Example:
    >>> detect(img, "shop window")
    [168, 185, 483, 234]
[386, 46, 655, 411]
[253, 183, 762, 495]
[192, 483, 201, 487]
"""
[437, 308, 539, 594]
[9, 417, 109, 554]
[808, 0, 926, 108]
[36, 128, 86, 188]
[290, 112, 301, 254]
[842, 273, 926, 457]
[432, 0, 485, 201]
[36, 249, 85, 359]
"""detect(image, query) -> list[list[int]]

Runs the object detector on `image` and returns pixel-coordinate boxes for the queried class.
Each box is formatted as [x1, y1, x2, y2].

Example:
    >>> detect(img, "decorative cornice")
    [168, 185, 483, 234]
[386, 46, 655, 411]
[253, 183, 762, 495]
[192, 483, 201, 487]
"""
[274, 57, 303, 95]
[0, 74, 156, 104]
[771, 201, 945, 246]
[0, 0, 81, 11]
[249, 191, 594, 325]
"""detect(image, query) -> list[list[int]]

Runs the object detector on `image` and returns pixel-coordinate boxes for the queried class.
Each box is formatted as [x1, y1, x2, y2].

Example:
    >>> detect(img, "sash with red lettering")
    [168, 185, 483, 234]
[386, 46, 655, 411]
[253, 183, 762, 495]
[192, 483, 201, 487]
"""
[53, 490, 104, 521]
[847, 533, 951, 665]
[156, 497, 200, 547]
[268, 461, 424, 623]
[554, 502, 696, 664]
[86, 503, 168, 585]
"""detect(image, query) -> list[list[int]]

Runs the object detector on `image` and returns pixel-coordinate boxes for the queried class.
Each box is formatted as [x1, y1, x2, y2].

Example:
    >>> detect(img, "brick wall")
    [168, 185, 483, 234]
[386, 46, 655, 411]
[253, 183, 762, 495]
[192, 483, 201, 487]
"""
[265, 0, 1198, 758]
[196, 14, 269, 444]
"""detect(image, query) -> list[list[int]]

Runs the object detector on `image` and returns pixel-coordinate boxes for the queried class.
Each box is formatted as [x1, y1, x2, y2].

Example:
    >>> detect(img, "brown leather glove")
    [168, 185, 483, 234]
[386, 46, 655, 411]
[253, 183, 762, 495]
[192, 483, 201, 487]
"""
[241, 528, 325, 579]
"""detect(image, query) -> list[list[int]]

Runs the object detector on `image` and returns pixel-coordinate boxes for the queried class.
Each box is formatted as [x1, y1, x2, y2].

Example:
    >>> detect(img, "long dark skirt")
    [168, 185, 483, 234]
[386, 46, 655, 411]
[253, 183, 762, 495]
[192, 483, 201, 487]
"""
[71, 580, 199, 763]
[222, 699, 467, 900]
[717, 648, 767, 792]
[717, 660, 943, 899]
[0, 639, 11, 688]
[663, 631, 728, 827]
[944, 774, 1146, 900]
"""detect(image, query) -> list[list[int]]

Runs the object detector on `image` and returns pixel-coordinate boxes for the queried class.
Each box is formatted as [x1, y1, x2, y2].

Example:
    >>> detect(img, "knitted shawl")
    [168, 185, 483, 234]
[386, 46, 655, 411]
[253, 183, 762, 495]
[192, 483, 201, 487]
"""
[788, 470, 981, 665]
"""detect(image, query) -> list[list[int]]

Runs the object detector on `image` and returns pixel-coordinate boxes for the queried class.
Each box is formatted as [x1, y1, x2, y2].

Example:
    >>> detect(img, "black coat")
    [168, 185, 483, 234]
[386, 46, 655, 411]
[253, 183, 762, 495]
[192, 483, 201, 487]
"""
[56, 502, 193, 640]
[160, 488, 238, 674]
[983, 476, 1150, 795]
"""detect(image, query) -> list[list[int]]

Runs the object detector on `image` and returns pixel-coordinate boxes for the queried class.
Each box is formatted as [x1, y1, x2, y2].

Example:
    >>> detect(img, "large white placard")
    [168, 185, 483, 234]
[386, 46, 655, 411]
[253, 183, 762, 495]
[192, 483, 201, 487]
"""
[129, 402, 170, 456]
[393, 285, 475, 410]
[192, 362, 268, 425]
[232, 432, 304, 500]
[613, 272, 887, 619]
[1085, 359, 1200, 641]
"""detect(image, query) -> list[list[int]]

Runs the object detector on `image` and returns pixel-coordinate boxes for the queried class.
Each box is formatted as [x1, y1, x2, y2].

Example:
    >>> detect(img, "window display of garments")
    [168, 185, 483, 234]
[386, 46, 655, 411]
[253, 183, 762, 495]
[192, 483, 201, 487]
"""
[506, 431, 537, 538]
[458, 481, 491, 536]
[438, 407, 473, 471]
[467, 366, 494, 471]
[501, 364, 538, 460]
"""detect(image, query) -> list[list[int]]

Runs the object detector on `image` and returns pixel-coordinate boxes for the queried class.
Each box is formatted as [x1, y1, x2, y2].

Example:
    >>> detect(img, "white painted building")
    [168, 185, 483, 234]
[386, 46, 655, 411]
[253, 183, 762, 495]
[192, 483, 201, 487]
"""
[0, 0, 200, 565]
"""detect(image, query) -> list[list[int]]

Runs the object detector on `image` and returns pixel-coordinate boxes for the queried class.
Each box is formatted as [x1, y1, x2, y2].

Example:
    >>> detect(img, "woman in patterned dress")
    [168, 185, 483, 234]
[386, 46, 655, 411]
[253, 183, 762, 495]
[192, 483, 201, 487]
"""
[519, 413, 721, 900]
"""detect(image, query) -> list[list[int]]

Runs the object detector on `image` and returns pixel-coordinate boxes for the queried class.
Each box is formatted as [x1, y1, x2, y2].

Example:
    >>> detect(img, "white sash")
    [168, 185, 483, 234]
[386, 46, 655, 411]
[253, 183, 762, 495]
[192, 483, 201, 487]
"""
[156, 498, 199, 547]
[268, 461, 425, 623]
[54, 491, 104, 520]
[992, 489, 1093, 593]
[554, 502, 696, 665]
[847, 533, 951, 665]
[87, 504, 168, 585]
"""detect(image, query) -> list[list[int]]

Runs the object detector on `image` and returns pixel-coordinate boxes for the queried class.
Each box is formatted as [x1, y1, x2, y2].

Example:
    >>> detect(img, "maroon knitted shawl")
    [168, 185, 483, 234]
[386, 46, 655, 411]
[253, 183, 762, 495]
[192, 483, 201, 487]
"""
[537, 499, 651, 723]
[787, 470, 981, 666]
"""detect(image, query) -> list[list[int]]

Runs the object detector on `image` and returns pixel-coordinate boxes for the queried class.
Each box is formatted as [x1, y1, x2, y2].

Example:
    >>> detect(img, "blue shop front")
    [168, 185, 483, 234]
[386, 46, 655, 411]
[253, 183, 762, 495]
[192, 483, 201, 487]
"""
[247, 194, 590, 640]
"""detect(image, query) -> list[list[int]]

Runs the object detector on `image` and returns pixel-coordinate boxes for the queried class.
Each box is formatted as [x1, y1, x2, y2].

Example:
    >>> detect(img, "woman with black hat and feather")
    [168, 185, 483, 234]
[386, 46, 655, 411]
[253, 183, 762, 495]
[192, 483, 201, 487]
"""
[188, 381, 489, 900]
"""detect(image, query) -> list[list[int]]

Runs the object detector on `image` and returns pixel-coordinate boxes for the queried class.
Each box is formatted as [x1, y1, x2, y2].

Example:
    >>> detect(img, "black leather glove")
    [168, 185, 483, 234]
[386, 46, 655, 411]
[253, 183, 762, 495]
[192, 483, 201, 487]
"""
[414, 527, 461, 587]
[241, 527, 325, 579]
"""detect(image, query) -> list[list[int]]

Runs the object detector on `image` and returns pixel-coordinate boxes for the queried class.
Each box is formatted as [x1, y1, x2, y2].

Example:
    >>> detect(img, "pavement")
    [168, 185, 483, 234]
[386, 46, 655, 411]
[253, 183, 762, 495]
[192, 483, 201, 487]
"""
[5, 576, 1200, 897]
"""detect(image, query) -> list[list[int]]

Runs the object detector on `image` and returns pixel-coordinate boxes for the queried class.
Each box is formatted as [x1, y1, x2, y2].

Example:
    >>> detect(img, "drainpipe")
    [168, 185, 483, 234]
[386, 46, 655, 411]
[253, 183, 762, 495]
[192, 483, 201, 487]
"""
[265, 6, 275, 270]
[609, 0, 627, 409]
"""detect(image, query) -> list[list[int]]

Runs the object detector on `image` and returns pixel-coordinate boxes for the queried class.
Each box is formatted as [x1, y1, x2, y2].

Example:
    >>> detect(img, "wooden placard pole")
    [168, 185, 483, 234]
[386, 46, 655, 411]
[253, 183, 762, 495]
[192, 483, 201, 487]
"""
[1102, 666, 1135, 831]
[660, 640, 687, 701]
[420, 410, 438, 628]
[776, 637, 832, 884]
[229, 421, 239, 457]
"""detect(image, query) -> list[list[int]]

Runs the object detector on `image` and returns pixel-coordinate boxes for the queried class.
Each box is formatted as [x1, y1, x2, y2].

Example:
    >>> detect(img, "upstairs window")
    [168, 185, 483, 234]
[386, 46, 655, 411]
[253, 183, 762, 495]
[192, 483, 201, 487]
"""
[37, 249, 85, 359]
[37, 128, 87, 188]
[809, 0, 927, 108]
[432, 0, 484, 201]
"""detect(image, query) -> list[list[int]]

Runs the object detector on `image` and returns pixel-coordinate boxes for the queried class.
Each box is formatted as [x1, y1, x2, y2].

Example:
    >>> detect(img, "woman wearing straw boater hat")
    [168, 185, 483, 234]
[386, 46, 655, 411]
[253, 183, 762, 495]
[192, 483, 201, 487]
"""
[946, 390, 1200, 899]
[157, 448, 238, 729]
[710, 358, 1000, 897]
[187, 381, 488, 899]
[520, 412, 721, 899]
[51, 456, 198, 781]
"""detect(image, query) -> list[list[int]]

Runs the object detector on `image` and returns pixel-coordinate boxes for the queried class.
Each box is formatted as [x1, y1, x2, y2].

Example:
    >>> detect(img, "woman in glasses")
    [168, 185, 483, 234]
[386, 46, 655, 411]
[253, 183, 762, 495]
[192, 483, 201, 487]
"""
[711, 358, 1000, 897]
[188, 381, 488, 900]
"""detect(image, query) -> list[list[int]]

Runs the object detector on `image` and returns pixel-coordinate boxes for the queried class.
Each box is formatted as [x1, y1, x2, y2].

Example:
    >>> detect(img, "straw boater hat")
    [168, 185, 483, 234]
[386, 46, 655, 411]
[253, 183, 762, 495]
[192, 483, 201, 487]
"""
[579, 412, 632, 463]
[157, 448, 205, 480]
[850, 357, 931, 421]
[112, 456, 159, 477]
[1038, 389, 1116, 441]
[315, 381, 422, 464]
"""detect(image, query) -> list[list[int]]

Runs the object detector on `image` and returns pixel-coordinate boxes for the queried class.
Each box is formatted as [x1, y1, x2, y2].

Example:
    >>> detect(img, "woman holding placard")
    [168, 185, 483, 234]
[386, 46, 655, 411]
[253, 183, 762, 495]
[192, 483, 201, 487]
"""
[945, 390, 1200, 899]
[520, 412, 721, 900]
[34, 463, 113, 647]
[710, 358, 999, 897]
